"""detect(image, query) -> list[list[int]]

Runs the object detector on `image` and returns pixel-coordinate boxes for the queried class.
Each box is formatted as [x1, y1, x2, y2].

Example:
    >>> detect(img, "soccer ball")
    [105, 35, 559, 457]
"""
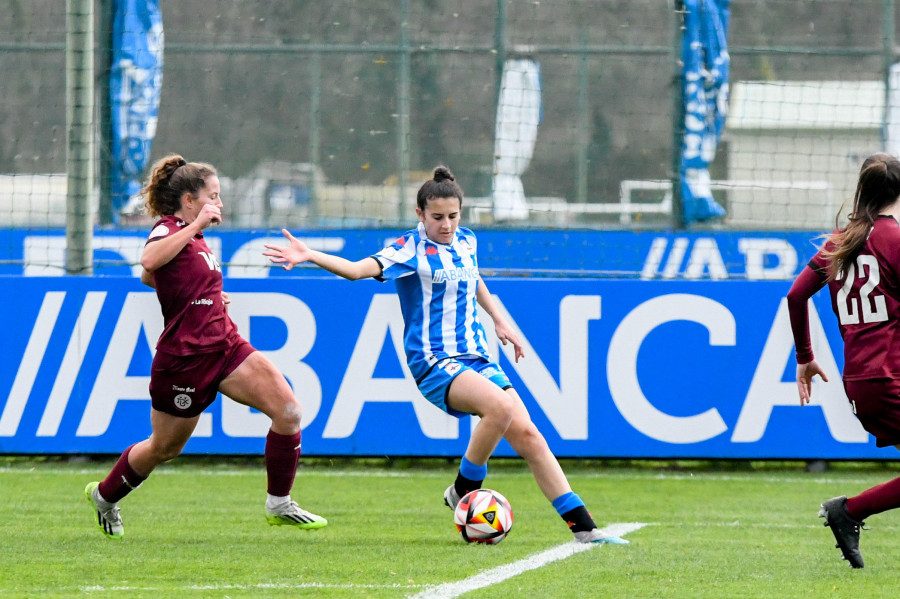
[454, 489, 514, 544]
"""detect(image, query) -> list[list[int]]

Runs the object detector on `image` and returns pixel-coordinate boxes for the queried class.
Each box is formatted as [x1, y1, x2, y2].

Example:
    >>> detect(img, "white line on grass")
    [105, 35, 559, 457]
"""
[410, 522, 647, 599]
[4, 467, 897, 487]
[78, 583, 429, 593]
[4, 467, 899, 487]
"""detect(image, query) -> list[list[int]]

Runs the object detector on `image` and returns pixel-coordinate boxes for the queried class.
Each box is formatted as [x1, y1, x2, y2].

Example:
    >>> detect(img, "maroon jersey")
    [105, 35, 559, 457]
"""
[146, 215, 237, 355]
[788, 216, 900, 380]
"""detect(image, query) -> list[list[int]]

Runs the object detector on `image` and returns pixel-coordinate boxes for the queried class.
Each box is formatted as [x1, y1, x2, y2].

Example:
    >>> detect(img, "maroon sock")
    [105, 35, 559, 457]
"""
[265, 429, 302, 496]
[98, 444, 147, 503]
[847, 476, 900, 520]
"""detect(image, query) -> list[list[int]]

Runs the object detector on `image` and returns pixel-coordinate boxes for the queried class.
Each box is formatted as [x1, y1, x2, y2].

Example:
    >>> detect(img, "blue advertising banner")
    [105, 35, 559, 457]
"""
[110, 0, 163, 218]
[0, 228, 821, 280]
[0, 275, 882, 459]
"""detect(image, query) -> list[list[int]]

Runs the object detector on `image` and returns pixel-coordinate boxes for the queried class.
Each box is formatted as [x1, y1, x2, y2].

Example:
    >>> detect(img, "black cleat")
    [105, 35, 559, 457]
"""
[818, 496, 865, 568]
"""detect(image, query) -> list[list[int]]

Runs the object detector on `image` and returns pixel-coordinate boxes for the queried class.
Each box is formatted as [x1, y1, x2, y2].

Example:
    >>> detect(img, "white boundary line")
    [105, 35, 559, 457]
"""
[3, 467, 894, 486]
[410, 522, 647, 599]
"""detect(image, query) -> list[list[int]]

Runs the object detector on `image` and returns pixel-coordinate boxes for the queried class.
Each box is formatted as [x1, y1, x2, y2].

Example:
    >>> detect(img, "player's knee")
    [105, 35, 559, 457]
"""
[506, 421, 547, 456]
[484, 392, 515, 429]
[150, 440, 185, 463]
[276, 396, 303, 431]
[518, 421, 545, 450]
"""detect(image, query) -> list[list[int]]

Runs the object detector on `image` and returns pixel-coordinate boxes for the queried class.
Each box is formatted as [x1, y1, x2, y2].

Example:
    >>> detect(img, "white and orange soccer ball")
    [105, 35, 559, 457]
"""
[454, 489, 514, 544]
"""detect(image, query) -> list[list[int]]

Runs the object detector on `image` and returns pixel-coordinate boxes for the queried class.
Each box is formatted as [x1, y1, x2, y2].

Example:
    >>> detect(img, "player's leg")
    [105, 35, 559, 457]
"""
[444, 369, 515, 507]
[130, 409, 202, 473]
[818, 380, 900, 567]
[500, 388, 627, 544]
[85, 409, 199, 539]
[819, 466, 900, 570]
[218, 350, 326, 529]
[848, 474, 900, 519]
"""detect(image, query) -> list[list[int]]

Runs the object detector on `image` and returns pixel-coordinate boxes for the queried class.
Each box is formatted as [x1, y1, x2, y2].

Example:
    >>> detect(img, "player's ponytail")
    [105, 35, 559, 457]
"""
[141, 154, 218, 218]
[824, 153, 900, 281]
[416, 165, 464, 211]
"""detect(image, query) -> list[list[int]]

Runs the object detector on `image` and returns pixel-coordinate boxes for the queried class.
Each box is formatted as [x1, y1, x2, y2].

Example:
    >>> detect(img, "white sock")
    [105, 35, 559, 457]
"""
[93, 487, 115, 508]
[266, 494, 291, 511]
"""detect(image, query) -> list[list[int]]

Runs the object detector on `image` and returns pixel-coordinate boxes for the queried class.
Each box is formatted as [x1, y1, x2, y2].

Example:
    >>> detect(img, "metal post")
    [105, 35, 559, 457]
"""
[491, 0, 507, 216]
[882, 0, 896, 149]
[495, 0, 507, 101]
[66, 0, 94, 274]
[575, 31, 590, 205]
[670, 0, 687, 230]
[309, 52, 322, 224]
[396, 0, 411, 221]
[97, 0, 114, 226]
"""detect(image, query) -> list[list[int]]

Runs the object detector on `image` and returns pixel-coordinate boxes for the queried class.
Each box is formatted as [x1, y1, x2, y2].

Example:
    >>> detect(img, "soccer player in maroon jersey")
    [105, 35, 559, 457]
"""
[84, 154, 326, 538]
[787, 152, 900, 568]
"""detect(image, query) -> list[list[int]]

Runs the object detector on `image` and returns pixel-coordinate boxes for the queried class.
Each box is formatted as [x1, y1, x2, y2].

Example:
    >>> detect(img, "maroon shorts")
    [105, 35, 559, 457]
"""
[843, 378, 900, 447]
[150, 337, 256, 418]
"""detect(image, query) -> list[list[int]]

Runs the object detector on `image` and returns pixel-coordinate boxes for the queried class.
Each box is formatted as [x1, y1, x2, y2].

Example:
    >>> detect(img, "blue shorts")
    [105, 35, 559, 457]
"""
[417, 356, 512, 418]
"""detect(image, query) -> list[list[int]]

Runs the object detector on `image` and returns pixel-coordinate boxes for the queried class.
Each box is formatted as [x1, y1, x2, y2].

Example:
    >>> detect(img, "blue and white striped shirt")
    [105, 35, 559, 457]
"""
[373, 222, 491, 380]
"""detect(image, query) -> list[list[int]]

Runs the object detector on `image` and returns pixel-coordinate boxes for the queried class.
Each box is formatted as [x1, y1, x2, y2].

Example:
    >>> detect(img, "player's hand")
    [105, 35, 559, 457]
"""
[221, 291, 230, 311]
[796, 360, 828, 405]
[195, 203, 222, 229]
[263, 229, 312, 271]
[494, 320, 525, 363]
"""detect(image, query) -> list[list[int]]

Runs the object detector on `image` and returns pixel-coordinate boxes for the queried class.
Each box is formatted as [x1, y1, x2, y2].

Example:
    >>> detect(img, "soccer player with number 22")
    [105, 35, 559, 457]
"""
[788, 152, 900, 568]
[264, 165, 628, 544]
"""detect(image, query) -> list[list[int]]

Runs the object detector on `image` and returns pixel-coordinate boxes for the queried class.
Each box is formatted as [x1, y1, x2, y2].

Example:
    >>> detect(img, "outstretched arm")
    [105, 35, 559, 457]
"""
[263, 228, 382, 280]
[476, 276, 524, 362]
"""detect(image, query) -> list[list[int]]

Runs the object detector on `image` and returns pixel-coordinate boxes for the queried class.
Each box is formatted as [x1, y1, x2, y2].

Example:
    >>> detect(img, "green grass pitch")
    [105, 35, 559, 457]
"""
[2, 458, 900, 598]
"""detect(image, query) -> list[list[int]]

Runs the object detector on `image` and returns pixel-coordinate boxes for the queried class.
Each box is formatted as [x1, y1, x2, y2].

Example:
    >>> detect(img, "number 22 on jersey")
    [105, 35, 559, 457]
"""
[837, 255, 888, 325]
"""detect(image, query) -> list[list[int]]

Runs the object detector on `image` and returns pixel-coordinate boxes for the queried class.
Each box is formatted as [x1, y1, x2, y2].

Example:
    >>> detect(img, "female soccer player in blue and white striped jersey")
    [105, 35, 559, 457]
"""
[264, 166, 626, 544]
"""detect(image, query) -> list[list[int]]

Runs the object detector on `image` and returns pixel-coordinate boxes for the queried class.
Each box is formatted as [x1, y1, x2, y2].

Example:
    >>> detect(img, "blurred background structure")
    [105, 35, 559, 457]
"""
[2, 0, 894, 459]
[1, 0, 899, 256]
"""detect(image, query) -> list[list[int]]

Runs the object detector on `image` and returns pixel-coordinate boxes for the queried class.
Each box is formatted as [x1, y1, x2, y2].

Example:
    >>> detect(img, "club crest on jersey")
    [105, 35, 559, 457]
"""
[441, 361, 462, 375]
[173, 394, 192, 410]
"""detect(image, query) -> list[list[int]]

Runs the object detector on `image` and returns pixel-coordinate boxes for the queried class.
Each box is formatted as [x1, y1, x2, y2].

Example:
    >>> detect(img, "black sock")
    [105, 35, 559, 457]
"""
[454, 472, 483, 498]
[561, 506, 596, 533]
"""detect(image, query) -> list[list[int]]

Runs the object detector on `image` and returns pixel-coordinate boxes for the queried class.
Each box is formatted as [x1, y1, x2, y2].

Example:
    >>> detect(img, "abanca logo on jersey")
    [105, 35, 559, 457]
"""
[432, 265, 479, 283]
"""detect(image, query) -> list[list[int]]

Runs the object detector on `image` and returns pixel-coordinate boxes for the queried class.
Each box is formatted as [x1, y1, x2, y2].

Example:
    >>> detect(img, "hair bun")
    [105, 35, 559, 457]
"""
[433, 166, 454, 182]
[176, 158, 187, 167]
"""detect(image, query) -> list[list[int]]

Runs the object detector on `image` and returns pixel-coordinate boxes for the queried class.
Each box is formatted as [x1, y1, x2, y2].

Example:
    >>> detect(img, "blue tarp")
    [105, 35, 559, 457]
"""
[110, 0, 163, 220]
[680, 0, 730, 223]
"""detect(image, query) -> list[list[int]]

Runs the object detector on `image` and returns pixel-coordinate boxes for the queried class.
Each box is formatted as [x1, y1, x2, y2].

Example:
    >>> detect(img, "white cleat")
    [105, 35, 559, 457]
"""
[444, 485, 461, 510]
[266, 501, 328, 530]
[574, 528, 630, 545]
[84, 482, 124, 539]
